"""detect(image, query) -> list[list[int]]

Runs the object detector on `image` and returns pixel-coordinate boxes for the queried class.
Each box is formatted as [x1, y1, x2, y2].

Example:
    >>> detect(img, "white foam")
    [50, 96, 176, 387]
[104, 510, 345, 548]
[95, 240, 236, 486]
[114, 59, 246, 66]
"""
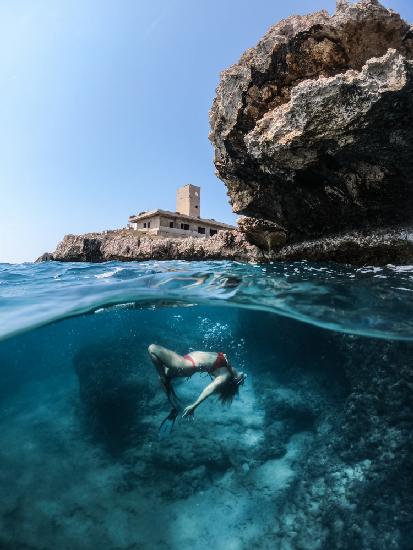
[94, 267, 124, 279]
[387, 264, 413, 272]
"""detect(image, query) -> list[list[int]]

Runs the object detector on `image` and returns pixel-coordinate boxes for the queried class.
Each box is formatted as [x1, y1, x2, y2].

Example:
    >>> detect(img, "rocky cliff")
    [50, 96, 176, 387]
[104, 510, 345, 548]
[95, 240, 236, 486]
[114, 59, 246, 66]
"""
[40, 0, 413, 265]
[38, 225, 413, 265]
[38, 231, 260, 263]
[210, 0, 413, 251]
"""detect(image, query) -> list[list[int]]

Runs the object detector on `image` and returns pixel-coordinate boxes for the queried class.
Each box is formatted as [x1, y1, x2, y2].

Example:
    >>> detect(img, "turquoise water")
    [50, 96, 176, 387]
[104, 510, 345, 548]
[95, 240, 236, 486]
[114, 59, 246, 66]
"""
[2, 260, 413, 341]
[0, 260, 412, 549]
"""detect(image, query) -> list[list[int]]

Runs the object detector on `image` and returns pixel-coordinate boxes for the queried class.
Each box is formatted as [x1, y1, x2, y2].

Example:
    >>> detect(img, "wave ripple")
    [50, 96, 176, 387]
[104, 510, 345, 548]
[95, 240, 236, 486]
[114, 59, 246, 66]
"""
[1, 260, 413, 341]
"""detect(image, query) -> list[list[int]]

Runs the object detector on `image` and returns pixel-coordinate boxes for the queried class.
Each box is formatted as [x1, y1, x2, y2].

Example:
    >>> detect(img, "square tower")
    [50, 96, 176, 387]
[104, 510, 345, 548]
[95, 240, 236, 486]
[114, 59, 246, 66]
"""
[176, 184, 201, 218]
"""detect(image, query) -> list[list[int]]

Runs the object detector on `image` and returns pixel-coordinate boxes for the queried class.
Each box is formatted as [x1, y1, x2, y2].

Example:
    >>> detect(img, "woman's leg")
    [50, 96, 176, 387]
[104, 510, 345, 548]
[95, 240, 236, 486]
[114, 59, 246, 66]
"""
[148, 344, 194, 378]
[148, 344, 169, 382]
[148, 344, 193, 409]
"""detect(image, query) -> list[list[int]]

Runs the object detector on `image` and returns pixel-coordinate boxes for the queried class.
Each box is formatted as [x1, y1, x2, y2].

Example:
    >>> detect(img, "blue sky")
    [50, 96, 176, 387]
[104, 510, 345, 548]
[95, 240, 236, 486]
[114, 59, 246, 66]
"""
[0, 0, 411, 263]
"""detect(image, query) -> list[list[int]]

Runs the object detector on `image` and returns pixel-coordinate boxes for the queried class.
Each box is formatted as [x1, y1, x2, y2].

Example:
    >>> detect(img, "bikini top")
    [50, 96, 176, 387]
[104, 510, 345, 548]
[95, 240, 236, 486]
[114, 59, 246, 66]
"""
[184, 351, 230, 374]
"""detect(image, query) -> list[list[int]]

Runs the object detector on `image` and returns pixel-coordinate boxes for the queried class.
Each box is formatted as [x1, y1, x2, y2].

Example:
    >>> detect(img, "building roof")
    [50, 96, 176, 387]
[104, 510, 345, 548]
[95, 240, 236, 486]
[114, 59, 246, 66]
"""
[128, 209, 236, 229]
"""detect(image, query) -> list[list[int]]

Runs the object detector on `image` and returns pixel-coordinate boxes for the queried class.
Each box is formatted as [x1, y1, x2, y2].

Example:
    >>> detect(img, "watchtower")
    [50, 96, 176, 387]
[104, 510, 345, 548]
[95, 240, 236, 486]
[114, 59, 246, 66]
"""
[176, 184, 201, 218]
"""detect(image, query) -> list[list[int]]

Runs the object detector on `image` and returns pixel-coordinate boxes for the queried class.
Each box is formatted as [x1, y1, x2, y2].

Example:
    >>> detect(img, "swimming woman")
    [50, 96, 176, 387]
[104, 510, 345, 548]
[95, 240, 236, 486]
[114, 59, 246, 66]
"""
[148, 344, 246, 430]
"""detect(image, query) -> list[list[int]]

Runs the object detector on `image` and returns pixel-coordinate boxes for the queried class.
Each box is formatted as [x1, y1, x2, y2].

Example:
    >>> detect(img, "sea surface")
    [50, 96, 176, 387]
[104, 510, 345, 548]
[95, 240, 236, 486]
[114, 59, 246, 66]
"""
[0, 260, 412, 550]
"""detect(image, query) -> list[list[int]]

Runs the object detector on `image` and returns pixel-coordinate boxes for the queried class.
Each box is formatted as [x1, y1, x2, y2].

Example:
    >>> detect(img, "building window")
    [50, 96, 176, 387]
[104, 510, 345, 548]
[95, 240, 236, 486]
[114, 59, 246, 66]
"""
[169, 222, 174, 228]
[180, 223, 189, 230]
[210, 229, 218, 236]
[198, 227, 205, 234]
[143, 222, 147, 228]
[147, 222, 151, 228]
[195, 205, 198, 208]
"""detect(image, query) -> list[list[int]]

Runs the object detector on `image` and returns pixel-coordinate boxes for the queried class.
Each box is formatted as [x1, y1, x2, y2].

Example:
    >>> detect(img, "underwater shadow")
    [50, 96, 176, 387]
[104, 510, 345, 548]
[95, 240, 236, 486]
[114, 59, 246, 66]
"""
[73, 338, 155, 456]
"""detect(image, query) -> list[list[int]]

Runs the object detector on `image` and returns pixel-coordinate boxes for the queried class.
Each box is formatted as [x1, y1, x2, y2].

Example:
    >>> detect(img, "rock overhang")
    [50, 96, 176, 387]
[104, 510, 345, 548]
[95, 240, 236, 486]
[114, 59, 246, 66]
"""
[209, 0, 413, 247]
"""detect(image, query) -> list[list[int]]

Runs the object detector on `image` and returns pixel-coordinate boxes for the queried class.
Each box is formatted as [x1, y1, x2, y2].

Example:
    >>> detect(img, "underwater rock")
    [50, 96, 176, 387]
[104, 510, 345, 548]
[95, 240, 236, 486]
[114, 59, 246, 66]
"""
[276, 335, 413, 550]
[73, 340, 154, 454]
[235, 310, 413, 548]
[210, 0, 413, 249]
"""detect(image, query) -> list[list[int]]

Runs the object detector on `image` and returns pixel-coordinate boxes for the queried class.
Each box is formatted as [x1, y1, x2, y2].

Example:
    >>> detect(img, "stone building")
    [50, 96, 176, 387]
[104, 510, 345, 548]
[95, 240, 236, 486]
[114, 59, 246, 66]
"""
[128, 184, 235, 238]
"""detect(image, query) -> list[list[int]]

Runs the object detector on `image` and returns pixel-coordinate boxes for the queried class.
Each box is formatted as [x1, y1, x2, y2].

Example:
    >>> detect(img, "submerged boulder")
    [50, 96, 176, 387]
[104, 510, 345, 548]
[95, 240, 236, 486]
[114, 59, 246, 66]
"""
[73, 339, 154, 454]
[276, 335, 413, 550]
[210, 0, 413, 246]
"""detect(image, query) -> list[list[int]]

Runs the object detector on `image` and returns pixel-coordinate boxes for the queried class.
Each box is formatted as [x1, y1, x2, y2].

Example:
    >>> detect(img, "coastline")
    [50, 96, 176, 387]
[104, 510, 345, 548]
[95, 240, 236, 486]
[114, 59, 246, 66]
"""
[37, 225, 413, 266]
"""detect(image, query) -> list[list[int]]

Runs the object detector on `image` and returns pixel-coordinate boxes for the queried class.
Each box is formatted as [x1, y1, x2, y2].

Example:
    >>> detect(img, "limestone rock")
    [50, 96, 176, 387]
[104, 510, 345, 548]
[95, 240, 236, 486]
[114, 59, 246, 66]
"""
[277, 334, 413, 549]
[237, 215, 287, 251]
[53, 235, 103, 262]
[273, 225, 413, 265]
[49, 230, 265, 263]
[35, 252, 54, 262]
[210, 0, 413, 243]
[40, 224, 413, 266]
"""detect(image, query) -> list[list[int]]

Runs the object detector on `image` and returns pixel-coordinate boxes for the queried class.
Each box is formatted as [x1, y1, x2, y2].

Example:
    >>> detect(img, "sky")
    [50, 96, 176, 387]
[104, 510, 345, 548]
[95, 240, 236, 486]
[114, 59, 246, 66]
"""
[0, 0, 411, 263]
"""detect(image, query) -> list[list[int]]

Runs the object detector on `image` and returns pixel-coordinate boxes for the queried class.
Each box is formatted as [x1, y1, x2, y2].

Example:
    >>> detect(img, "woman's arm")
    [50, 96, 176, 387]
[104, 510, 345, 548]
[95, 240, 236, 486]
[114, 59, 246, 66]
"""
[182, 375, 227, 417]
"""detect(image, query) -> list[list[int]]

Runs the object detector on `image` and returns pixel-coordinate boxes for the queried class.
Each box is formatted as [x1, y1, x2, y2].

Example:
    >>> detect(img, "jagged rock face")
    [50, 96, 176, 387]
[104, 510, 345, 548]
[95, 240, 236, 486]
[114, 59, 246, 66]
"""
[40, 225, 413, 266]
[47, 230, 264, 263]
[237, 215, 287, 251]
[277, 334, 413, 549]
[210, 0, 413, 242]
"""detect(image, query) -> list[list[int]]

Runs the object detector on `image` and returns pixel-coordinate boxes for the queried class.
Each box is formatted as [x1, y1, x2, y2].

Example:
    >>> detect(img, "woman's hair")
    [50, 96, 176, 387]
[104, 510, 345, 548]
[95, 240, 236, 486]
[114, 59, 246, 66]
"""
[216, 374, 245, 405]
